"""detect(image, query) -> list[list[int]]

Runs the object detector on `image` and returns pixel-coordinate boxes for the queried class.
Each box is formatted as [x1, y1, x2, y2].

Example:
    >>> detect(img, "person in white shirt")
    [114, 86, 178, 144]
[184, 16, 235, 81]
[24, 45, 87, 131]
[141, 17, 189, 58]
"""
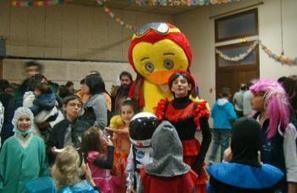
[232, 84, 246, 117]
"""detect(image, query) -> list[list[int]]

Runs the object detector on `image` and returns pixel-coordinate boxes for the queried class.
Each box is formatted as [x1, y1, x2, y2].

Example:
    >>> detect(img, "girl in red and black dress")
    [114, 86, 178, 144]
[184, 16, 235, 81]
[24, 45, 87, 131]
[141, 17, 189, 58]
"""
[155, 70, 211, 193]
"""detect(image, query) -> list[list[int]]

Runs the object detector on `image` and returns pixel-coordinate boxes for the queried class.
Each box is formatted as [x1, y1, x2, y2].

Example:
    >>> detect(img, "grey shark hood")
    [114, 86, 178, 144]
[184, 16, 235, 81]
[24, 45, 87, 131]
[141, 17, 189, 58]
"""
[145, 121, 190, 177]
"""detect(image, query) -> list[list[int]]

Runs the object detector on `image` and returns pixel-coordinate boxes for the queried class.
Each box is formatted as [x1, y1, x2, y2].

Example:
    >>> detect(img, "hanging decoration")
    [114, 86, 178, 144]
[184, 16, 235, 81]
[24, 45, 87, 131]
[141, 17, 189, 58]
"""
[215, 40, 259, 62]
[96, 0, 136, 32]
[134, 0, 241, 6]
[260, 44, 297, 66]
[10, 0, 242, 8]
[10, 0, 296, 65]
[11, 0, 69, 7]
[217, 0, 296, 66]
[216, 40, 297, 66]
[95, 0, 241, 31]
[11, 0, 241, 31]
[261, 0, 297, 65]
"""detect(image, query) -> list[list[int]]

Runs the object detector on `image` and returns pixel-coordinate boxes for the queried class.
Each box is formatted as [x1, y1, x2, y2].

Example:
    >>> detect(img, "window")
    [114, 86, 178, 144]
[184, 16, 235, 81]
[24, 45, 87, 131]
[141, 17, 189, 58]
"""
[215, 9, 258, 42]
[215, 8, 259, 98]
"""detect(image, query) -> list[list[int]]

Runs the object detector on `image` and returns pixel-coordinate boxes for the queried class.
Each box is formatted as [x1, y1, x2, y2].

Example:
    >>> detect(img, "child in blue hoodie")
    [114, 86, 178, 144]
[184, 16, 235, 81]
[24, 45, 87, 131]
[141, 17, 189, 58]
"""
[209, 90, 237, 163]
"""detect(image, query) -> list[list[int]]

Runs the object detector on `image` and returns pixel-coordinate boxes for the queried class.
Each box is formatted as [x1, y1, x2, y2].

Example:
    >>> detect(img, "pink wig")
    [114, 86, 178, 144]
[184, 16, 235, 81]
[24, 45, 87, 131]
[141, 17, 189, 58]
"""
[250, 79, 290, 139]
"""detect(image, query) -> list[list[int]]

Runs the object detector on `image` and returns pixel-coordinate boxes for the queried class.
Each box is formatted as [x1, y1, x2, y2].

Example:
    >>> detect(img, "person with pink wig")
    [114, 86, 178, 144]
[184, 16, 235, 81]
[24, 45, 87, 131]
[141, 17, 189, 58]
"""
[250, 79, 297, 193]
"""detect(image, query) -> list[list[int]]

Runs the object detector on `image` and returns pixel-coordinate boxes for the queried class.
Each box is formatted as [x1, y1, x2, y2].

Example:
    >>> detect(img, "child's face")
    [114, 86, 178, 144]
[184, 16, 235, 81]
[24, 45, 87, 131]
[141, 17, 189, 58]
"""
[171, 76, 192, 98]
[252, 92, 265, 112]
[64, 99, 82, 121]
[121, 105, 134, 125]
[17, 116, 32, 131]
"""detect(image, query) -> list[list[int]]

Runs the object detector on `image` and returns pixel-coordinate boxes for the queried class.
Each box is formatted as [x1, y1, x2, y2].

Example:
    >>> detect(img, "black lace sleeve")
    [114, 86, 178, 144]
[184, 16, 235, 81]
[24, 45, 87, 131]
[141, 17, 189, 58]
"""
[193, 117, 212, 174]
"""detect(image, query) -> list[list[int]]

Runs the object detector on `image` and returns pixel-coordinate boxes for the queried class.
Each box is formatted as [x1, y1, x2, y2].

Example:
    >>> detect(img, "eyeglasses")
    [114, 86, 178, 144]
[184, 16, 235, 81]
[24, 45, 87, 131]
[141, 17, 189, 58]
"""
[135, 22, 169, 37]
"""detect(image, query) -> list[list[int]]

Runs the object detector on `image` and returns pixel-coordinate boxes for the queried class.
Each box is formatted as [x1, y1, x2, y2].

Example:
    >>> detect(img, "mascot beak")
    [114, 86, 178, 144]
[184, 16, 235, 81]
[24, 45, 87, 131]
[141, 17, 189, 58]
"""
[147, 70, 174, 85]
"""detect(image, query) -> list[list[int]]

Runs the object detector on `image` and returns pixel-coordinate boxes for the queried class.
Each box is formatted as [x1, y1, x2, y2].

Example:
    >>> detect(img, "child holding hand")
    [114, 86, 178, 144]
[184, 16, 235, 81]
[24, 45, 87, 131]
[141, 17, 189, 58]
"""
[81, 127, 114, 193]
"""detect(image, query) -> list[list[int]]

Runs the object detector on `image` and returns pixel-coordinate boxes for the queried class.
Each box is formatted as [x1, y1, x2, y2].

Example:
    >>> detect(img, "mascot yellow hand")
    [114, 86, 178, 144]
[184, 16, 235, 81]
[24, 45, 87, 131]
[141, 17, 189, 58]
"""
[128, 22, 192, 112]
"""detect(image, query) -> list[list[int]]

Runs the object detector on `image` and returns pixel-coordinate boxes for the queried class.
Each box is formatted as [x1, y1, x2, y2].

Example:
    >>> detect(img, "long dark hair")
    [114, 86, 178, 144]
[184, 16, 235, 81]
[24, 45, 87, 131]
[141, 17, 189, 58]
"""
[85, 74, 106, 95]
[0, 79, 10, 92]
[279, 77, 297, 112]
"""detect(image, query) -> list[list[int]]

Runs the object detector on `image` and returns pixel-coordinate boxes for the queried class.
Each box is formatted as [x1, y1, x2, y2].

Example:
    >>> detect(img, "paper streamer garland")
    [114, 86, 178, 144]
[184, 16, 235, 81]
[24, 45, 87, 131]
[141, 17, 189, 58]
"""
[134, 0, 241, 6]
[96, 0, 136, 32]
[216, 40, 297, 65]
[261, 44, 297, 66]
[95, 0, 242, 32]
[215, 40, 259, 62]
[11, 0, 242, 7]
[11, 0, 68, 7]
[12, 0, 241, 32]
[10, 0, 296, 66]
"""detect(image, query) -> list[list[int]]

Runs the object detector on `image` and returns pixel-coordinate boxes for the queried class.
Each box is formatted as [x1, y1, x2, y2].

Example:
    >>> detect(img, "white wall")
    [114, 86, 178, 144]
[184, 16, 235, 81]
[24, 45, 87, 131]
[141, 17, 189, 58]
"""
[258, 0, 297, 78]
[2, 59, 135, 92]
[174, 0, 297, 107]
[0, 0, 172, 88]
[0, 0, 172, 60]
[174, 5, 216, 106]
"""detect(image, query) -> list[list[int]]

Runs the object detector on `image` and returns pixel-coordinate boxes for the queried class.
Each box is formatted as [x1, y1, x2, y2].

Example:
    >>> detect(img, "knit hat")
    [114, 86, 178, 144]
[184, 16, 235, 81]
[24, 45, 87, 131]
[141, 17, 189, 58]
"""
[12, 107, 34, 133]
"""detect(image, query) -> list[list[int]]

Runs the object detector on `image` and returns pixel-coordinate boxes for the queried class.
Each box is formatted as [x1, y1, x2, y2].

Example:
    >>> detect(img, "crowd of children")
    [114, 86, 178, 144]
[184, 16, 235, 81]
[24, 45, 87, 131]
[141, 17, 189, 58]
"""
[0, 61, 296, 193]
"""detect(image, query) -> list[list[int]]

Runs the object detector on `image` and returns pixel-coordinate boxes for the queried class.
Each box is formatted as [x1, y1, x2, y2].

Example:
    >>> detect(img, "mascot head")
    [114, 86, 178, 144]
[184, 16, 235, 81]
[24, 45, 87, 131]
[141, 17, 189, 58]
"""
[129, 22, 192, 85]
[128, 22, 192, 109]
[129, 112, 159, 147]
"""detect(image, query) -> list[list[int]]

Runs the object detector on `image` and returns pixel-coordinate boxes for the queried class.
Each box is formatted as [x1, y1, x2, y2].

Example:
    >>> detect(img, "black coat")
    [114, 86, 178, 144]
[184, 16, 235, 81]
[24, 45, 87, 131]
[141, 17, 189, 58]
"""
[47, 118, 89, 163]
[0, 92, 15, 146]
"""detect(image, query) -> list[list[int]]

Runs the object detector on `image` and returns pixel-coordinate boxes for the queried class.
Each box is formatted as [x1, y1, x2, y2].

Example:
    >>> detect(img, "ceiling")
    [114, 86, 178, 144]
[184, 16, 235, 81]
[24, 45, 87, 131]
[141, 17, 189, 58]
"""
[68, 0, 200, 15]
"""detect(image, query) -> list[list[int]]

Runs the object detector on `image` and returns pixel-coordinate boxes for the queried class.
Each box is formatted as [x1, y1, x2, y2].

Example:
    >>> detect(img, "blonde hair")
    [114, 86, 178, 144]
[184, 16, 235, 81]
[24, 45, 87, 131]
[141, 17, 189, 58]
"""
[51, 146, 81, 189]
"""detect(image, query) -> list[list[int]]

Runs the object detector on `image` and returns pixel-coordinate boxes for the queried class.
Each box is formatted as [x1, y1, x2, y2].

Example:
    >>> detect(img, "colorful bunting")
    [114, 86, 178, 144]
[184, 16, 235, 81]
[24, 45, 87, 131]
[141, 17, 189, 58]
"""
[11, 0, 69, 7]
[134, 0, 241, 6]
[96, 0, 136, 32]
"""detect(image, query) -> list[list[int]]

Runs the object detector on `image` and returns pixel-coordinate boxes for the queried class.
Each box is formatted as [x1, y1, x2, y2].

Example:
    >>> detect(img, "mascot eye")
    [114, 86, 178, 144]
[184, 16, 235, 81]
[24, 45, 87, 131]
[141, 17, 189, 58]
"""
[145, 63, 155, 73]
[163, 59, 174, 69]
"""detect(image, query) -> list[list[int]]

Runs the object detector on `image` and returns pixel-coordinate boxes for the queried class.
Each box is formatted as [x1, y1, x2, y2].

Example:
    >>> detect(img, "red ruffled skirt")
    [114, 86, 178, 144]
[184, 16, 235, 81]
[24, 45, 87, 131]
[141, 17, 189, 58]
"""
[182, 139, 207, 193]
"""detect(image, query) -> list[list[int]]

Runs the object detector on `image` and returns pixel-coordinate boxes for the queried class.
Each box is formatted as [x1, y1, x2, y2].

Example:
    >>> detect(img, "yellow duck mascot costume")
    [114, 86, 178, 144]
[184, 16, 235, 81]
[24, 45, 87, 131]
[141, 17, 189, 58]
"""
[128, 22, 193, 112]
